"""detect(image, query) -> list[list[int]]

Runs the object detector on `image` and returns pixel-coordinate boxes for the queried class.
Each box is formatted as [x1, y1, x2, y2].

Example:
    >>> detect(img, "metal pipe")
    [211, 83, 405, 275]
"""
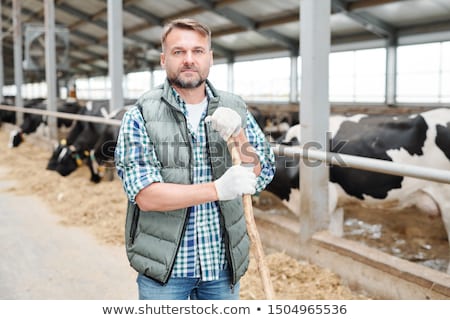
[272, 144, 450, 184]
[2, 103, 449, 185]
[0, 104, 122, 126]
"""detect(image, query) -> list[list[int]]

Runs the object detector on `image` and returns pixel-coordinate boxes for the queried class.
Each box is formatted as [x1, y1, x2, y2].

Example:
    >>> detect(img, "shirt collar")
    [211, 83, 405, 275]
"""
[170, 83, 214, 108]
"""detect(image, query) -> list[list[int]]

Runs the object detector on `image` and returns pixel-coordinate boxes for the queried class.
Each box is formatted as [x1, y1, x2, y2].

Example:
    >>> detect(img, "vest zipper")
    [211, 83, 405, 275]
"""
[158, 96, 195, 285]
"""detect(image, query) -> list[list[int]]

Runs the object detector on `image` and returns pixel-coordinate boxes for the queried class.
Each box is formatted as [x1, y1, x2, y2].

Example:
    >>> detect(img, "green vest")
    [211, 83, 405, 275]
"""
[124, 79, 250, 285]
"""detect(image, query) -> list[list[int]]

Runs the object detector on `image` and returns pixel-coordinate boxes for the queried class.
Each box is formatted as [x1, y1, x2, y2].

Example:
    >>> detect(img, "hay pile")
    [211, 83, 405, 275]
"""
[241, 251, 367, 299]
[0, 127, 368, 299]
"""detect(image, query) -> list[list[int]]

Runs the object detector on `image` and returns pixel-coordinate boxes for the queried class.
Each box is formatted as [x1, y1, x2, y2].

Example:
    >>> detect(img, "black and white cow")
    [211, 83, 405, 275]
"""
[266, 108, 450, 272]
[46, 103, 129, 182]
[86, 106, 129, 182]
[46, 101, 109, 180]
[8, 98, 81, 147]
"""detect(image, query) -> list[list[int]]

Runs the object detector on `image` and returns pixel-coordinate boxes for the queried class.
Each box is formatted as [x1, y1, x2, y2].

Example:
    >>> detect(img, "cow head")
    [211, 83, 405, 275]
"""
[47, 137, 85, 177]
[47, 139, 68, 171]
[54, 145, 85, 177]
[8, 129, 23, 148]
[46, 104, 128, 182]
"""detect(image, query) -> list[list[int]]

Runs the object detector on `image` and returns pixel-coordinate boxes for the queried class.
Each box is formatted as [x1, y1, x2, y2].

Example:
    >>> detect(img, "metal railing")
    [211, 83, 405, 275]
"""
[272, 144, 450, 184]
[2, 103, 450, 185]
[0, 104, 122, 126]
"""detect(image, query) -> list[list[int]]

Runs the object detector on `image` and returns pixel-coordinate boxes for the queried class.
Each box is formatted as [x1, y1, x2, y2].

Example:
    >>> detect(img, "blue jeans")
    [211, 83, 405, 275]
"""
[136, 269, 240, 300]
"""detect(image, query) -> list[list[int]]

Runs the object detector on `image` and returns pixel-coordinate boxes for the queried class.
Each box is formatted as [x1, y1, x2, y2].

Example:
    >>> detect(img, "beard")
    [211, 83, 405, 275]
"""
[169, 76, 205, 89]
[168, 67, 207, 89]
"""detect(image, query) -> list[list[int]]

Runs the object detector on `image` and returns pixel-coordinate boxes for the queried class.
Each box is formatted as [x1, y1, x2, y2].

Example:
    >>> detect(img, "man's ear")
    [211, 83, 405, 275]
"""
[160, 52, 166, 69]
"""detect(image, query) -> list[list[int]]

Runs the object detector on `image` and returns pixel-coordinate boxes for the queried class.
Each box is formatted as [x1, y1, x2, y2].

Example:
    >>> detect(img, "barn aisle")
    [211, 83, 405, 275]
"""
[0, 169, 137, 299]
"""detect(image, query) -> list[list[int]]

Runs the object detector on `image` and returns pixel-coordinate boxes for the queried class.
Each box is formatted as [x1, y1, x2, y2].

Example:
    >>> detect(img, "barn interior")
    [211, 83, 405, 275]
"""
[1, 0, 450, 301]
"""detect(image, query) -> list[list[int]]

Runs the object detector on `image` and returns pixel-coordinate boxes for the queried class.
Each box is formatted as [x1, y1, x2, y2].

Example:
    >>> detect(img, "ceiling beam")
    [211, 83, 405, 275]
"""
[349, 0, 408, 11]
[189, 0, 298, 52]
[124, 5, 164, 26]
[57, 2, 152, 48]
[332, 0, 396, 38]
[121, 1, 235, 59]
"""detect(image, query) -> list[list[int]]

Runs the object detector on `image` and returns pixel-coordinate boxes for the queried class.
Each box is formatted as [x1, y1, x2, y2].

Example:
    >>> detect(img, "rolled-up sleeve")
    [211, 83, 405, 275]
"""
[114, 106, 163, 202]
[245, 110, 275, 193]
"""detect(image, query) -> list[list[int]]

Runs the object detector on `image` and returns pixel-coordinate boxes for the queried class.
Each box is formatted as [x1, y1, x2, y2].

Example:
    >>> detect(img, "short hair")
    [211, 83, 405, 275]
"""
[161, 18, 212, 51]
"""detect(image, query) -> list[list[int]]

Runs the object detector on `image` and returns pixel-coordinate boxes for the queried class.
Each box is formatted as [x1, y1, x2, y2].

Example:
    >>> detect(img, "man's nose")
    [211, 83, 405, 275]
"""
[183, 51, 194, 64]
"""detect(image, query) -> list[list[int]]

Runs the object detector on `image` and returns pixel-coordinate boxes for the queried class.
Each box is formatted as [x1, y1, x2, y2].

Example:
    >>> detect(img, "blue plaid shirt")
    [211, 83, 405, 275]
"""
[115, 84, 275, 281]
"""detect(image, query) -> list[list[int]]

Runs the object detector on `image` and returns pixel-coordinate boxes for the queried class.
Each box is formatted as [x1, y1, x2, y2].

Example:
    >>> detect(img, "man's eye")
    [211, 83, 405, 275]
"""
[194, 49, 205, 54]
[174, 51, 184, 55]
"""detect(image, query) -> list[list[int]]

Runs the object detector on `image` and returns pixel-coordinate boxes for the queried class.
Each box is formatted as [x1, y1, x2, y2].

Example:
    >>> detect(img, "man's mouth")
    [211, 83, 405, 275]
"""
[181, 68, 197, 73]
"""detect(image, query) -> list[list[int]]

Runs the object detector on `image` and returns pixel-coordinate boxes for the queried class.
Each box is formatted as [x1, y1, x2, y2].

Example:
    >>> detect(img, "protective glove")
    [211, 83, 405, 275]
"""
[214, 165, 256, 201]
[205, 107, 242, 141]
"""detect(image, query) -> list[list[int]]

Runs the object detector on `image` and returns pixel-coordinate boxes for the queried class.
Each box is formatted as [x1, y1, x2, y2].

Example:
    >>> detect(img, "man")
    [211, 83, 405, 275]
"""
[114, 18, 275, 300]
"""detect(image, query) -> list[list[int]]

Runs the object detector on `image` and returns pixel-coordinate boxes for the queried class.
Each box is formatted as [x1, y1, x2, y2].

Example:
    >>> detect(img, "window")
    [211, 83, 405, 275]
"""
[329, 48, 386, 102]
[397, 42, 443, 103]
[89, 76, 109, 99]
[441, 41, 450, 103]
[75, 78, 90, 100]
[234, 57, 290, 102]
[125, 71, 151, 99]
[153, 69, 166, 87]
[209, 63, 228, 91]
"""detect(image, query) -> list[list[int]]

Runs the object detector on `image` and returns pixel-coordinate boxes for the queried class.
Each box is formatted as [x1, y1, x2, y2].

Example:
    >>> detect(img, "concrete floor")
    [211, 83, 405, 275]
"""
[0, 167, 137, 300]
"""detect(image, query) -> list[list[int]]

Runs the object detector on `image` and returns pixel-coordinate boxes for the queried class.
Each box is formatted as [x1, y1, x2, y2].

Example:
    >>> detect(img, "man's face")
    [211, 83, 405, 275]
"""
[161, 28, 213, 89]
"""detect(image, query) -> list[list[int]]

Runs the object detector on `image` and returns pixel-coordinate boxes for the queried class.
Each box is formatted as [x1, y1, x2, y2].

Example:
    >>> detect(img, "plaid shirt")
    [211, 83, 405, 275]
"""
[115, 84, 275, 281]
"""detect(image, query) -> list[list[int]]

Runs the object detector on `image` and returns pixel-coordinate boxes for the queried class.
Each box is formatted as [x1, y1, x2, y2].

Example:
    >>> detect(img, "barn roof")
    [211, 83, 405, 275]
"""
[1, 0, 450, 84]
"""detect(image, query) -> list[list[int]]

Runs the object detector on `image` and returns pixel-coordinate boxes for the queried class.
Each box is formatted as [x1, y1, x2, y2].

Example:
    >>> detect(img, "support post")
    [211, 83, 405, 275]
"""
[299, 0, 331, 242]
[44, 0, 58, 141]
[108, 0, 124, 112]
[386, 36, 397, 106]
[227, 60, 234, 93]
[13, 0, 23, 125]
[0, 3, 4, 102]
[289, 55, 298, 103]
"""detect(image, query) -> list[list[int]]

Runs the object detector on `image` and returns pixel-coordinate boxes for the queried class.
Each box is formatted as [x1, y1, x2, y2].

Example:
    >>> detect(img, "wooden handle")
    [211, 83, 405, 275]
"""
[227, 137, 275, 300]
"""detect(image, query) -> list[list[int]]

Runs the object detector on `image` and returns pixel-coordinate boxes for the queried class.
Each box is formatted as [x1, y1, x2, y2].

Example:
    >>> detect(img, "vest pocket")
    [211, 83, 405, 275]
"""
[129, 204, 140, 245]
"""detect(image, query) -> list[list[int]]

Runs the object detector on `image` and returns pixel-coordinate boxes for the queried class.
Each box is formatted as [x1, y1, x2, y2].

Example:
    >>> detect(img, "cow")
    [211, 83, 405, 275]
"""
[7, 97, 82, 147]
[46, 103, 129, 183]
[85, 106, 129, 182]
[0, 96, 17, 125]
[265, 108, 450, 272]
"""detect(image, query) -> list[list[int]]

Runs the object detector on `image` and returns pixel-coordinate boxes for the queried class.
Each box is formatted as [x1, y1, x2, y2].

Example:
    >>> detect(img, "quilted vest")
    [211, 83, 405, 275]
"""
[124, 79, 250, 285]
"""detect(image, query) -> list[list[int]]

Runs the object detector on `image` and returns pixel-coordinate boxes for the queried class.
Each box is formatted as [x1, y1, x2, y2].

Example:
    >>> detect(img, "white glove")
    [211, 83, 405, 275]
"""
[214, 165, 256, 201]
[205, 107, 242, 141]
